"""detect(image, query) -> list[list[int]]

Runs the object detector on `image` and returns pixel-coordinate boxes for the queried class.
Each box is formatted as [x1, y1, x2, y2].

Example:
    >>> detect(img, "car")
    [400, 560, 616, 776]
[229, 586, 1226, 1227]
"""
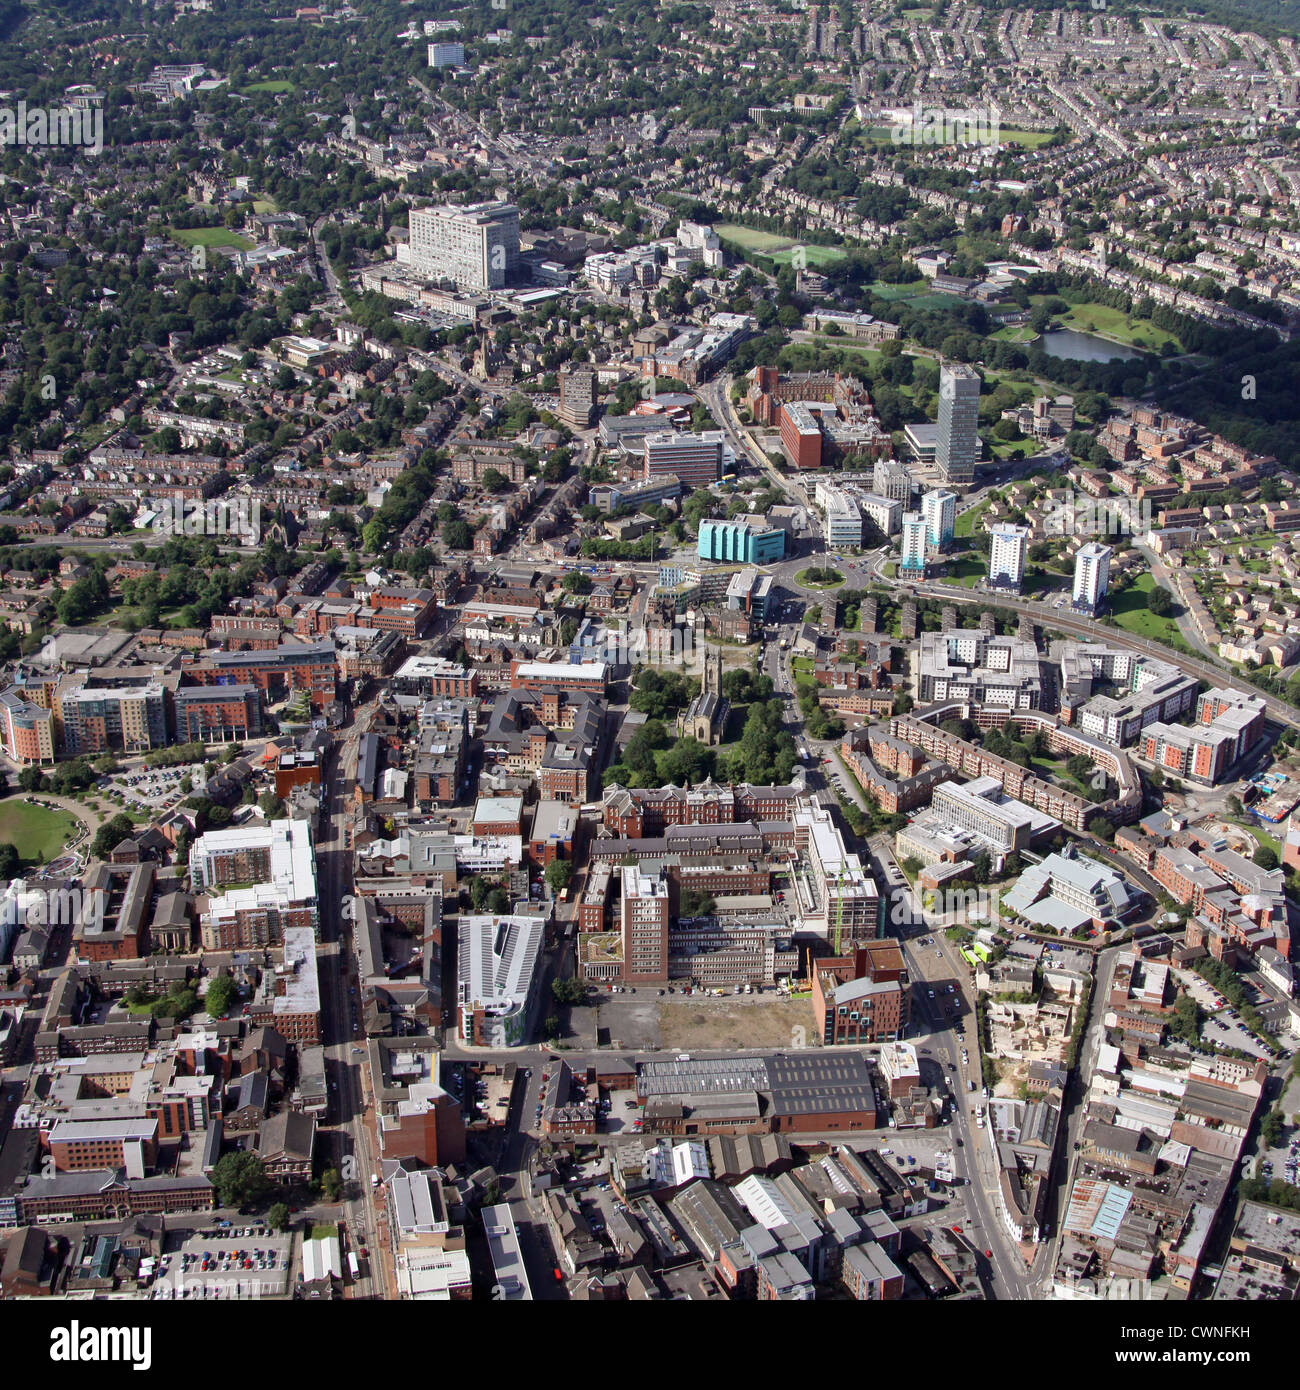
[955, 1137, 963, 1147]
[927, 989, 935, 998]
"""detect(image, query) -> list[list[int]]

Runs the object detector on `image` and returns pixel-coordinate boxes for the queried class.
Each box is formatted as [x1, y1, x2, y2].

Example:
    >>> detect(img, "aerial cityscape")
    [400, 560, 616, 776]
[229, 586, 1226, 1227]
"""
[2, 0, 1300, 1332]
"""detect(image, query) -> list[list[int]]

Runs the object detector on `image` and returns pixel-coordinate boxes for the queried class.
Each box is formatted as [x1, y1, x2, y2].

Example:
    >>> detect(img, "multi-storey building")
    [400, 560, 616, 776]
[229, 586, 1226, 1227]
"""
[406, 201, 519, 290]
[988, 524, 1029, 592]
[173, 684, 262, 744]
[558, 364, 596, 429]
[190, 819, 319, 947]
[1139, 692, 1266, 785]
[456, 912, 547, 1047]
[921, 488, 957, 550]
[602, 780, 803, 837]
[812, 941, 911, 1045]
[54, 672, 172, 754]
[936, 363, 980, 486]
[917, 631, 1042, 708]
[697, 518, 786, 565]
[188, 640, 336, 711]
[643, 431, 722, 488]
[899, 512, 927, 577]
[245, 927, 321, 1045]
[621, 864, 671, 984]
[1072, 542, 1112, 613]
[0, 687, 54, 763]
[390, 655, 479, 699]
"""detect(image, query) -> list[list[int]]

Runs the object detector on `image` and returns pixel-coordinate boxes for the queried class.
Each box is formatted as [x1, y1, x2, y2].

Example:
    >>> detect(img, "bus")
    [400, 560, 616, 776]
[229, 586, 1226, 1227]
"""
[347, 1251, 360, 1281]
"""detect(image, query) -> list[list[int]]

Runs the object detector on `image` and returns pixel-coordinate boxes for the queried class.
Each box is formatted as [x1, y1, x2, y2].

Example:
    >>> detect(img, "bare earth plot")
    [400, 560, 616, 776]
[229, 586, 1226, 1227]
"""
[657, 998, 817, 1051]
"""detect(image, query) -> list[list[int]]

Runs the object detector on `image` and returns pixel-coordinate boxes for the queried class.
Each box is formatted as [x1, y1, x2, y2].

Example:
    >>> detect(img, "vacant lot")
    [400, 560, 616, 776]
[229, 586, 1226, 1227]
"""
[658, 998, 817, 1051]
[0, 800, 80, 863]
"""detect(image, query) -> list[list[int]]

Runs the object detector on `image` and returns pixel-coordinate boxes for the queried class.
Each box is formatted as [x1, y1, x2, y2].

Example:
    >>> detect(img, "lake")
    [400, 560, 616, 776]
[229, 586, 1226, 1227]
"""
[1039, 328, 1144, 363]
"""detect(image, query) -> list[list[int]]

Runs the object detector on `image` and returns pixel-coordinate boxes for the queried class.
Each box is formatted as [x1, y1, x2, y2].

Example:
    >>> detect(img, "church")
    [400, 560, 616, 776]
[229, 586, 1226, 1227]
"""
[678, 646, 730, 746]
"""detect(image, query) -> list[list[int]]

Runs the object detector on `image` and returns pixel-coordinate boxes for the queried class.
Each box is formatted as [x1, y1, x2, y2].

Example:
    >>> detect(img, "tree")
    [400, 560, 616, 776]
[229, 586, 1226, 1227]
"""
[321, 1167, 343, 1202]
[267, 1202, 291, 1233]
[1146, 586, 1173, 616]
[91, 813, 136, 859]
[442, 518, 472, 549]
[212, 1152, 268, 1209]
[486, 887, 510, 914]
[18, 766, 45, 794]
[545, 860, 573, 894]
[204, 974, 238, 1018]
[551, 976, 586, 1005]
[1254, 845, 1279, 871]
[1262, 1108, 1285, 1148]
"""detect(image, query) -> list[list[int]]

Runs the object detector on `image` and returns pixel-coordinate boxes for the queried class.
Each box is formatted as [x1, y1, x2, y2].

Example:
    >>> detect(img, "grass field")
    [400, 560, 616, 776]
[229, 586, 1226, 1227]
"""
[243, 80, 295, 94]
[657, 999, 816, 1051]
[770, 244, 847, 268]
[992, 325, 1040, 344]
[941, 554, 986, 588]
[796, 335, 885, 368]
[1050, 294, 1182, 353]
[989, 435, 1041, 461]
[714, 224, 796, 253]
[954, 500, 990, 538]
[873, 280, 930, 301]
[997, 128, 1058, 149]
[1108, 573, 1186, 645]
[252, 198, 279, 214]
[168, 226, 255, 251]
[0, 800, 80, 864]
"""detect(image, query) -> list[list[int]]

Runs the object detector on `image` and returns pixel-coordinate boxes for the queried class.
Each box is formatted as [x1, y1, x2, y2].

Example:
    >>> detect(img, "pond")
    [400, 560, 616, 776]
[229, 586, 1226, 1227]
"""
[1039, 328, 1145, 363]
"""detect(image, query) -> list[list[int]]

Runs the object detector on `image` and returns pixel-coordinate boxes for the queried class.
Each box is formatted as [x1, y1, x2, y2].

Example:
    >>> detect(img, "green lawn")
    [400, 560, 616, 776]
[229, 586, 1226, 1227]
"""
[770, 244, 847, 268]
[873, 280, 930, 301]
[955, 500, 990, 538]
[252, 198, 279, 214]
[1029, 754, 1090, 797]
[1044, 293, 1183, 353]
[713, 224, 796, 253]
[940, 554, 986, 587]
[167, 226, 255, 251]
[796, 568, 845, 589]
[1108, 574, 1186, 645]
[1229, 818, 1281, 857]
[242, 80, 296, 94]
[988, 435, 1040, 461]
[997, 128, 1058, 149]
[992, 325, 1040, 344]
[0, 800, 80, 864]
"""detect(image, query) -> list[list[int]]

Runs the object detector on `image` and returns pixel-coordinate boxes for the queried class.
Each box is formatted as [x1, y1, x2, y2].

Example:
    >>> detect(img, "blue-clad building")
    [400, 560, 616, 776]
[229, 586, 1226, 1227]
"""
[698, 518, 785, 565]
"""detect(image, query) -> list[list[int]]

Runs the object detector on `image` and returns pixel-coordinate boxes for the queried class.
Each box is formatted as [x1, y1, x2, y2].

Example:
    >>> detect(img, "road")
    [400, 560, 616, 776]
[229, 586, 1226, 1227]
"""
[316, 705, 393, 1298]
[873, 840, 1039, 1298]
